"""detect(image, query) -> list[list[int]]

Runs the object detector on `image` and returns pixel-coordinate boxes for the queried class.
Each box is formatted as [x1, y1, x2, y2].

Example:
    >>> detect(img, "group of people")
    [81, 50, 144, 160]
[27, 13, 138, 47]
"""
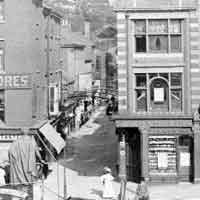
[100, 167, 149, 200]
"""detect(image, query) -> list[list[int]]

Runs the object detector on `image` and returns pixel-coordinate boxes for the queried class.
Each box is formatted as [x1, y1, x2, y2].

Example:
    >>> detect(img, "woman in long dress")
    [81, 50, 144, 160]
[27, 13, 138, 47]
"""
[100, 167, 116, 199]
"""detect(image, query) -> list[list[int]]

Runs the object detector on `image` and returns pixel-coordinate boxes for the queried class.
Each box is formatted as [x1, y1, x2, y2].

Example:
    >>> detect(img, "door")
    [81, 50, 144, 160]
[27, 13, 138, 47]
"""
[126, 128, 141, 183]
[178, 146, 192, 182]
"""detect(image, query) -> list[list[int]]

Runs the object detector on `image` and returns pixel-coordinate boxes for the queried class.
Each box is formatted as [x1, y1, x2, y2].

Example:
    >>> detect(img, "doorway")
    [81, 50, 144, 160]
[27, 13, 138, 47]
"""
[178, 135, 193, 182]
[125, 128, 141, 183]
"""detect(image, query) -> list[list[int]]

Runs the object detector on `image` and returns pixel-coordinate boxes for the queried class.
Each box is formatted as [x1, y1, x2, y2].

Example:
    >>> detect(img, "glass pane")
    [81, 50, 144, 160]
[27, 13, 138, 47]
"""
[136, 74, 146, 87]
[171, 35, 181, 52]
[149, 36, 168, 53]
[149, 73, 158, 80]
[136, 35, 146, 52]
[170, 20, 181, 34]
[171, 73, 182, 86]
[135, 20, 146, 34]
[159, 73, 169, 80]
[136, 89, 147, 112]
[171, 89, 182, 112]
[149, 20, 168, 33]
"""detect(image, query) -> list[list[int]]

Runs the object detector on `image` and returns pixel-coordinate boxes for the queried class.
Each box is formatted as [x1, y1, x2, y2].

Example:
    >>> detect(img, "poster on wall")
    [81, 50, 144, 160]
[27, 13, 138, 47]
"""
[154, 88, 164, 102]
[180, 152, 190, 167]
[157, 152, 168, 169]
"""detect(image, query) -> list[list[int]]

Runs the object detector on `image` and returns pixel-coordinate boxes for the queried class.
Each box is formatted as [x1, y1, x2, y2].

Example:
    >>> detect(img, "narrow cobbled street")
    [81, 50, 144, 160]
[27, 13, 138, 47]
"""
[59, 106, 120, 200]
[64, 109, 118, 177]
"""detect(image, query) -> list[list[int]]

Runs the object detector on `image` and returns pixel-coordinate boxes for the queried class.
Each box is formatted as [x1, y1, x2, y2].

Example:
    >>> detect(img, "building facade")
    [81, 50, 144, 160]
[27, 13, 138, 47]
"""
[114, 0, 200, 183]
[0, 0, 63, 163]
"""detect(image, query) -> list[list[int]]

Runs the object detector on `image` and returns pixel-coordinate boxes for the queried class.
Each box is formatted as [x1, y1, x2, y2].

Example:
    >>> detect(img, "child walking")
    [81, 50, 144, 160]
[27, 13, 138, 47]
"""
[100, 167, 116, 199]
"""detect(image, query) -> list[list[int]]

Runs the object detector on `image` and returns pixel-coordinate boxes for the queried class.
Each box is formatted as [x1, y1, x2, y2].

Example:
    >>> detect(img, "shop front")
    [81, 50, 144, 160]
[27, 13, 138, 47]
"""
[114, 115, 198, 183]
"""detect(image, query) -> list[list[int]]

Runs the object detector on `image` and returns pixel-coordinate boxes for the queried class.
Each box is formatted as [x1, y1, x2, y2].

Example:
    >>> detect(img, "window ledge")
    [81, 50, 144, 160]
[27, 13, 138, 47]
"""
[0, 20, 5, 24]
[134, 53, 183, 57]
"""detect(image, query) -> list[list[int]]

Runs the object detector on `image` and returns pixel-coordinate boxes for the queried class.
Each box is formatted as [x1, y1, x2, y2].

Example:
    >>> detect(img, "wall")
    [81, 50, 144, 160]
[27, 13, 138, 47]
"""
[0, 0, 47, 126]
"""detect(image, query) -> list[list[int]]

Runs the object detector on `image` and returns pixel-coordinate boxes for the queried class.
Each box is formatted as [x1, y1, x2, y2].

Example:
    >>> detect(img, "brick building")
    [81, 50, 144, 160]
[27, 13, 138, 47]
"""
[113, 0, 200, 183]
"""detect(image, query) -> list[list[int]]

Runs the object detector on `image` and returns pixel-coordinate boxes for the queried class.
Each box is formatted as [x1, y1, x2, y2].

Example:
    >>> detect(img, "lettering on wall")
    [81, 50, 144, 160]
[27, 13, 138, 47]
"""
[0, 74, 31, 89]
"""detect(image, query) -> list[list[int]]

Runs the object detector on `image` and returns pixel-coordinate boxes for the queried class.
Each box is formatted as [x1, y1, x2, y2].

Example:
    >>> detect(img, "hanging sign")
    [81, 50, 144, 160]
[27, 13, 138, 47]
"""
[0, 74, 31, 89]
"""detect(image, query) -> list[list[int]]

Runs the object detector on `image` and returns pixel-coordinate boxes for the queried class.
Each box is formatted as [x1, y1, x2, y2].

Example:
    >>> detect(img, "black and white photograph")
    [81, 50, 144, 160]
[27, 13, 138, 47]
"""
[0, 0, 199, 199]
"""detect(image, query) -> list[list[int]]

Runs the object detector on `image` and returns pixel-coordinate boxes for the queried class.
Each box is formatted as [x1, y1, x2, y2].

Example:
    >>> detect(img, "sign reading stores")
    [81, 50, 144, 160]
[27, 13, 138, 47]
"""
[0, 74, 31, 89]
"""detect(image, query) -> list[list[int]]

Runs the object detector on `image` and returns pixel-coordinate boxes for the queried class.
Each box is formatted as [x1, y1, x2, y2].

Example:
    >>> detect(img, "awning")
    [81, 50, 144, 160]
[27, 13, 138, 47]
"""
[39, 122, 65, 154]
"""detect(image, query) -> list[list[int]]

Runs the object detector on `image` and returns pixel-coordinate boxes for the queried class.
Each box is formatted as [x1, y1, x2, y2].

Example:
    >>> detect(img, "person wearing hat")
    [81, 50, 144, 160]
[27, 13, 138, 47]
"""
[100, 167, 116, 199]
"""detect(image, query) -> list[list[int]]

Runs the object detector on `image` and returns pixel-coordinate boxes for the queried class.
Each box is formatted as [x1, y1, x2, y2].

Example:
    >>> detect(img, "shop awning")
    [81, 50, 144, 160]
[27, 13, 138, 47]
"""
[39, 122, 65, 154]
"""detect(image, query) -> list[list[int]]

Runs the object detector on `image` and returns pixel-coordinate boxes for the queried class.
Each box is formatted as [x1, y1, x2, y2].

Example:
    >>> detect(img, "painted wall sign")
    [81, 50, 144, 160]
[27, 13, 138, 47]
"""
[0, 74, 31, 89]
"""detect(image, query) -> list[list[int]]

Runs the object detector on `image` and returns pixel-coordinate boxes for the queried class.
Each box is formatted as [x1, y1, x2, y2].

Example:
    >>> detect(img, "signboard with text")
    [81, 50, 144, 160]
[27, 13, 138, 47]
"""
[0, 74, 31, 89]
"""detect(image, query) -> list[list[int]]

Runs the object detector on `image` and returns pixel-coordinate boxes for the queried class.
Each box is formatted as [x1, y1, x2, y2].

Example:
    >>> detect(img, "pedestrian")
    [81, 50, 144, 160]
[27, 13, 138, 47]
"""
[134, 177, 149, 200]
[100, 167, 116, 200]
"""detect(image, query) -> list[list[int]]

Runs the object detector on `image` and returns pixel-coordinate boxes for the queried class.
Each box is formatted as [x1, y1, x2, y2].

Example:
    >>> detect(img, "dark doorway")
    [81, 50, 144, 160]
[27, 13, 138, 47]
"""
[178, 135, 194, 182]
[125, 128, 141, 183]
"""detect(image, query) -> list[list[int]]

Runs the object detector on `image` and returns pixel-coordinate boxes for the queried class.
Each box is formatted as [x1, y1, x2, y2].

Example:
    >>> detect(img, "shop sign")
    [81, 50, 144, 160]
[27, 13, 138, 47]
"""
[0, 74, 31, 89]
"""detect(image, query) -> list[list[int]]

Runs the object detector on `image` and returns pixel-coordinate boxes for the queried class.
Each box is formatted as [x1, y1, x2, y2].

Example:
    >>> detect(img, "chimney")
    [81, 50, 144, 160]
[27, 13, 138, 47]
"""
[84, 20, 90, 39]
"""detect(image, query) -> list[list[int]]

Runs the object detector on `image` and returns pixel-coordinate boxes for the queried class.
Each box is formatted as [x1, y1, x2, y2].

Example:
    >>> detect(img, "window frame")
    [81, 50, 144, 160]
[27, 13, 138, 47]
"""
[134, 19, 183, 53]
[135, 72, 183, 113]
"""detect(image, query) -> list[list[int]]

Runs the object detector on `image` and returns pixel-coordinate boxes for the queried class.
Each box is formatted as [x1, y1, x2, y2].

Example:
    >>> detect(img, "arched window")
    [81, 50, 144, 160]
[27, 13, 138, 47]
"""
[135, 72, 182, 112]
[149, 78, 169, 112]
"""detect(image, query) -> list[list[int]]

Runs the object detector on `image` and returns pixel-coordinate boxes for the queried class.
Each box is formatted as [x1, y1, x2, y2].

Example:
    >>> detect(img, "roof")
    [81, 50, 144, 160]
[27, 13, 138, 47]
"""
[61, 31, 95, 48]
[113, 0, 197, 10]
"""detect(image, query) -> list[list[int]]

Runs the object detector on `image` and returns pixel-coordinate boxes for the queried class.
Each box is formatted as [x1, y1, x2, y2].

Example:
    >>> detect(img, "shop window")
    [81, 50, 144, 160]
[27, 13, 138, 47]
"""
[135, 72, 183, 113]
[0, 0, 4, 21]
[149, 135, 177, 175]
[134, 19, 182, 53]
